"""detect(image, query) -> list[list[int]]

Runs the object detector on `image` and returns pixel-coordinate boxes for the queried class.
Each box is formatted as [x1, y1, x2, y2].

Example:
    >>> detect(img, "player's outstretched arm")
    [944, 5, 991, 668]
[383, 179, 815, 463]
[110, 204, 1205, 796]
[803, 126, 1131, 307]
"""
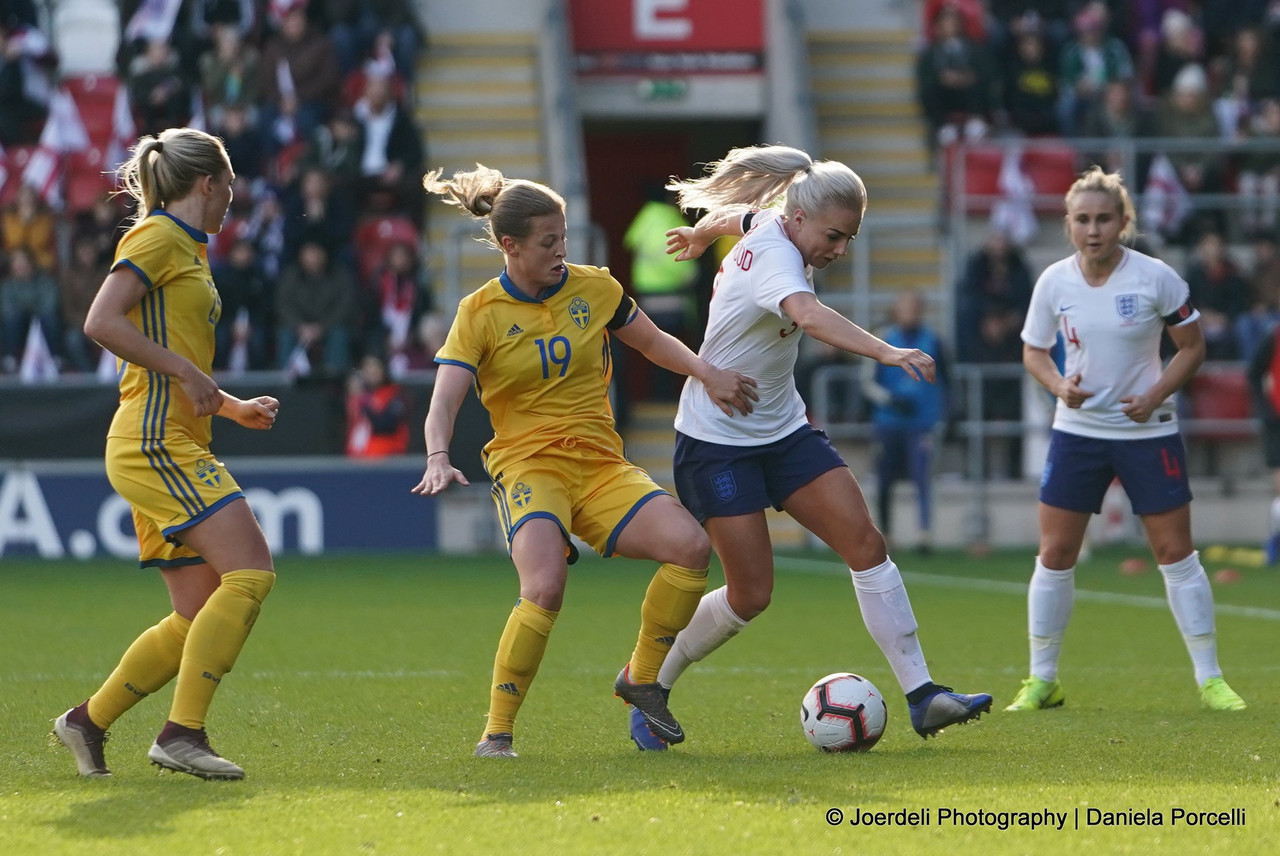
[412, 364, 472, 495]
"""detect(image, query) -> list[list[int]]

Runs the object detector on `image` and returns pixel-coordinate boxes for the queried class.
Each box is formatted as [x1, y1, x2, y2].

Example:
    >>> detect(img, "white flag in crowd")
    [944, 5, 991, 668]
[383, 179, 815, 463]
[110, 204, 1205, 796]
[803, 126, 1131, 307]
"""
[19, 319, 59, 384]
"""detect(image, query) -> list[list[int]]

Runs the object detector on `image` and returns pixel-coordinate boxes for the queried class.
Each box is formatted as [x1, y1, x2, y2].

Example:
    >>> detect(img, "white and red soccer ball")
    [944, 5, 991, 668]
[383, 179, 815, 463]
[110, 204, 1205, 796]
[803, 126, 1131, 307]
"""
[800, 672, 887, 752]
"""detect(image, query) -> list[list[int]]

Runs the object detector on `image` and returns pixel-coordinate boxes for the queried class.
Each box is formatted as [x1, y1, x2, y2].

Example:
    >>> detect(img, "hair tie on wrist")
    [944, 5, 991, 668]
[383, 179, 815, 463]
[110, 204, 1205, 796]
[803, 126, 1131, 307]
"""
[428, 450, 449, 458]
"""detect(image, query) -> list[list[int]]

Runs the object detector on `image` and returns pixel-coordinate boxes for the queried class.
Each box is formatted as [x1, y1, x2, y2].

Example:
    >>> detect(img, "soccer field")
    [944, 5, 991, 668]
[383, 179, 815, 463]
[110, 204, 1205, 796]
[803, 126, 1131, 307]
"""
[3, 547, 1276, 855]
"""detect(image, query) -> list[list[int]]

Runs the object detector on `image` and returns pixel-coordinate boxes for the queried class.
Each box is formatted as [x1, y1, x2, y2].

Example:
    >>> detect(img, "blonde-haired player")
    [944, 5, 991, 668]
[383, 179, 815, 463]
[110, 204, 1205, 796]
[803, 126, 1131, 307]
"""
[414, 164, 757, 757]
[53, 128, 279, 780]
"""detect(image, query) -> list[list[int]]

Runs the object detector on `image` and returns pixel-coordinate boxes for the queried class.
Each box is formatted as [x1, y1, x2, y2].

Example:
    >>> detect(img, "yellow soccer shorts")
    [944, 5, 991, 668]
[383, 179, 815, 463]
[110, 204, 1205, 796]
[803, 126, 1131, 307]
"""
[489, 440, 667, 560]
[105, 434, 244, 568]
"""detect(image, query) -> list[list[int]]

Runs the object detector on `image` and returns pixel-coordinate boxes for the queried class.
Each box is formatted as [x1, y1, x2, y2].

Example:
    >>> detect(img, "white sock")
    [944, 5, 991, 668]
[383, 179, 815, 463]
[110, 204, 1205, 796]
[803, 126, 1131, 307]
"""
[1028, 558, 1074, 681]
[657, 586, 749, 689]
[850, 558, 931, 694]
[1158, 551, 1221, 686]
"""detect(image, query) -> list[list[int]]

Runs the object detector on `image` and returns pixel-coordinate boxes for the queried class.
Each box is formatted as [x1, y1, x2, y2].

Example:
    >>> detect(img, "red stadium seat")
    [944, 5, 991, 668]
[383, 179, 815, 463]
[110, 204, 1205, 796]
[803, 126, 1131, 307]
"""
[0, 145, 37, 207]
[1022, 143, 1079, 210]
[1185, 367, 1254, 441]
[945, 144, 1004, 214]
[354, 214, 420, 282]
[63, 148, 113, 213]
[62, 74, 121, 150]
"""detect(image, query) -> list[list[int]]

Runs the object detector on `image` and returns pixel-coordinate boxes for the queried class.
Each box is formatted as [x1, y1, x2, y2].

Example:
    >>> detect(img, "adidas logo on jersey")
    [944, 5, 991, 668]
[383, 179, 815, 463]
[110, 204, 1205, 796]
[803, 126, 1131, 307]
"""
[506, 324, 524, 337]
[497, 681, 520, 696]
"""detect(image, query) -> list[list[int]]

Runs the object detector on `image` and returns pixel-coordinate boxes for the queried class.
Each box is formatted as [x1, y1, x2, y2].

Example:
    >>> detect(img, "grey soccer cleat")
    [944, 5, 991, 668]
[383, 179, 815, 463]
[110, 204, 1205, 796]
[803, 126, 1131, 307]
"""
[148, 722, 245, 780]
[474, 733, 518, 758]
[53, 704, 111, 778]
[614, 665, 685, 745]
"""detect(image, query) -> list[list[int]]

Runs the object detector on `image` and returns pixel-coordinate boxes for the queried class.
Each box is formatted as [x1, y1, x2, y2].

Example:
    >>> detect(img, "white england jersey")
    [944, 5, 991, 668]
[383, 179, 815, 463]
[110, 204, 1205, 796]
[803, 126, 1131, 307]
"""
[675, 209, 813, 445]
[1021, 247, 1199, 440]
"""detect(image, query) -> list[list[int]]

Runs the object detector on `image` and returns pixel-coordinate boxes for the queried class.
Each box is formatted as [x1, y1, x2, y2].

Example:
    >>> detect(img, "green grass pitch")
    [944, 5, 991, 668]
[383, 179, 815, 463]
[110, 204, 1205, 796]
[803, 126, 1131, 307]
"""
[2, 547, 1276, 855]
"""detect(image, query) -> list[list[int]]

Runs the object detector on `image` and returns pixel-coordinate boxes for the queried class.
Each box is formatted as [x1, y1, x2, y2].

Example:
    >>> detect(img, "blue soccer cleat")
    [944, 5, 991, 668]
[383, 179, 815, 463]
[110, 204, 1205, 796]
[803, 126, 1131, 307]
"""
[909, 686, 993, 738]
[629, 705, 668, 751]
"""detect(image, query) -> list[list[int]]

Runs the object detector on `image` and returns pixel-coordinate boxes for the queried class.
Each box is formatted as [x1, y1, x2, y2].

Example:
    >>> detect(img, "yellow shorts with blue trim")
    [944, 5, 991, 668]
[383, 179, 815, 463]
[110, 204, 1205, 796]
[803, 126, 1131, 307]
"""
[488, 439, 667, 559]
[105, 434, 243, 568]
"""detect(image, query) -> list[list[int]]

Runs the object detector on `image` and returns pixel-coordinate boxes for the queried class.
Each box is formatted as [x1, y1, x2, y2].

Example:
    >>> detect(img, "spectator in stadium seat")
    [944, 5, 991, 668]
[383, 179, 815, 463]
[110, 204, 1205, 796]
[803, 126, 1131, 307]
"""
[53, 127, 279, 781]
[1185, 229, 1251, 360]
[638, 145, 991, 751]
[57, 233, 105, 372]
[915, 2, 997, 150]
[198, 22, 262, 132]
[1057, 1, 1134, 136]
[1244, 320, 1280, 563]
[1080, 80, 1156, 174]
[216, 103, 267, 183]
[282, 166, 356, 269]
[352, 69, 424, 219]
[414, 164, 758, 758]
[1235, 98, 1280, 238]
[212, 237, 273, 371]
[1, 183, 57, 272]
[1235, 231, 1280, 360]
[1149, 9, 1204, 100]
[1007, 165, 1247, 714]
[345, 352, 409, 456]
[318, 0, 423, 78]
[274, 237, 355, 377]
[0, 245, 59, 371]
[126, 39, 194, 136]
[259, 0, 341, 144]
[955, 228, 1033, 478]
[360, 238, 426, 365]
[999, 23, 1060, 136]
[0, 17, 53, 146]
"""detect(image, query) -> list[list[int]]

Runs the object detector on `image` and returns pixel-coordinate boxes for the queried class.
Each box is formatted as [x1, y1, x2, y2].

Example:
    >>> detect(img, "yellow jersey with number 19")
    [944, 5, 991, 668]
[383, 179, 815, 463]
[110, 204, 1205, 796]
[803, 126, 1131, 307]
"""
[434, 262, 637, 476]
[107, 210, 222, 448]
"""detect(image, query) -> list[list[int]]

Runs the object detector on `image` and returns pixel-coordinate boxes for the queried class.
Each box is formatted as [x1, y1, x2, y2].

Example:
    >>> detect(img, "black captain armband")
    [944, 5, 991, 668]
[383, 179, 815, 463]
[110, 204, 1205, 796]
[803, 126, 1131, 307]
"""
[607, 294, 637, 330]
[1163, 300, 1196, 326]
[741, 210, 756, 233]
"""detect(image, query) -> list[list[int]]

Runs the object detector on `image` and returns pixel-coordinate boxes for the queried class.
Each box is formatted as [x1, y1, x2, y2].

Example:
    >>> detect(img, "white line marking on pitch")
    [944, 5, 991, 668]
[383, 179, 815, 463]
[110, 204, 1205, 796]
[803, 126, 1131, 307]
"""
[775, 556, 1280, 621]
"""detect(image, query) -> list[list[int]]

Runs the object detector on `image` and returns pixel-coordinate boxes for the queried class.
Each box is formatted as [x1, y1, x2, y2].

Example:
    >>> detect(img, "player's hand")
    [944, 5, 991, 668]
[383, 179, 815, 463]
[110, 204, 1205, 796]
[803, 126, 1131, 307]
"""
[225, 395, 280, 430]
[1119, 392, 1158, 423]
[176, 366, 223, 417]
[411, 454, 470, 496]
[1056, 373, 1094, 408]
[702, 367, 759, 416]
[882, 347, 935, 383]
[666, 226, 709, 262]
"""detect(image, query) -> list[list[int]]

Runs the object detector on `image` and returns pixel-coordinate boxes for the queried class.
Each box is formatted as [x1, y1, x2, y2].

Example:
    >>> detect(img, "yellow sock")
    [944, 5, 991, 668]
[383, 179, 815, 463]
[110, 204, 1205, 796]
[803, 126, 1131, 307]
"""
[87, 612, 191, 729]
[629, 563, 708, 683]
[169, 569, 275, 729]
[483, 598, 557, 738]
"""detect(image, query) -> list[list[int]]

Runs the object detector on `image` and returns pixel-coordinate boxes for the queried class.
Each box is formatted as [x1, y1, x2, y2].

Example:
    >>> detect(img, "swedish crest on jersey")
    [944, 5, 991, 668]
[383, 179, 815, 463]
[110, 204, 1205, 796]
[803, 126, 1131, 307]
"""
[1115, 294, 1138, 319]
[568, 297, 590, 329]
[511, 481, 533, 508]
[194, 458, 221, 487]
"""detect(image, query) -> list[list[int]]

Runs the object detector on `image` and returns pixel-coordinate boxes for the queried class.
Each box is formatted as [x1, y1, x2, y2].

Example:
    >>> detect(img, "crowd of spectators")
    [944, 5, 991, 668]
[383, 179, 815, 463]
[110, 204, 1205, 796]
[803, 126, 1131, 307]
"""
[0, 0, 439, 381]
[928, 2, 1280, 367]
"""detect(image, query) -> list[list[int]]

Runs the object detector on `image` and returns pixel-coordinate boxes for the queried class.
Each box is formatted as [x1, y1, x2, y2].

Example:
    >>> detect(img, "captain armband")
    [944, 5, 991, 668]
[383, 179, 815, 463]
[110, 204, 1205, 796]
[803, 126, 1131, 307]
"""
[1162, 300, 1196, 326]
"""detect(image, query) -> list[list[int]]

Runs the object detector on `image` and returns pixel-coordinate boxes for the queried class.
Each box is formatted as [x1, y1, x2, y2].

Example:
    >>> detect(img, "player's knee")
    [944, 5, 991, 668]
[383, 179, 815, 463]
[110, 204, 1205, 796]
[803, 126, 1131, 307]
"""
[665, 523, 711, 569]
[730, 585, 771, 620]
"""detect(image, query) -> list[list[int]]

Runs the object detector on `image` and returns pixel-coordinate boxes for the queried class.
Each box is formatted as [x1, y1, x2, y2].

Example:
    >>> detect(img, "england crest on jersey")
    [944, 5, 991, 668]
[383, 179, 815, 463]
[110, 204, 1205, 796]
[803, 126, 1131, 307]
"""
[1115, 294, 1138, 319]
[711, 470, 737, 501]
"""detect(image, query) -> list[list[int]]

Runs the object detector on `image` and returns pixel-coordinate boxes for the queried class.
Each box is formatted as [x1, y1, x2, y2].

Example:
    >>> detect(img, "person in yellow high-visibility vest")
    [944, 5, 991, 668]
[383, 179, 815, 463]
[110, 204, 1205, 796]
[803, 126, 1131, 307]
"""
[625, 185, 700, 399]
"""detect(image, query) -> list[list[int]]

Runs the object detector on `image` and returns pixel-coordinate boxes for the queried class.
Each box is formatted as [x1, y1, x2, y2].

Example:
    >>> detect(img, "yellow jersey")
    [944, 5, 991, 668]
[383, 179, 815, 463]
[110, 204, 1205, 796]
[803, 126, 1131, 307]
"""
[436, 263, 637, 475]
[108, 211, 221, 448]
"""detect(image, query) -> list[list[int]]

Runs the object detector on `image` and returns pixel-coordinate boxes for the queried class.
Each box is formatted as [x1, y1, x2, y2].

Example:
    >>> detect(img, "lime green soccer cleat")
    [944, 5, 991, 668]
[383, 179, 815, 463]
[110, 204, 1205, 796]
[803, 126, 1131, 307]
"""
[1004, 676, 1065, 711]
[1199, 677, 1247, 711]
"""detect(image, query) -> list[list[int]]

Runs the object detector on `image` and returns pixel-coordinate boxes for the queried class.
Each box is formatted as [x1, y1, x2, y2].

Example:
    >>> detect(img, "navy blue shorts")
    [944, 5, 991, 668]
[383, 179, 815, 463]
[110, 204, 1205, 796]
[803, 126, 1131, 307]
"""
[673, 424, 846, 522]
[1039, 429, 1192, 515]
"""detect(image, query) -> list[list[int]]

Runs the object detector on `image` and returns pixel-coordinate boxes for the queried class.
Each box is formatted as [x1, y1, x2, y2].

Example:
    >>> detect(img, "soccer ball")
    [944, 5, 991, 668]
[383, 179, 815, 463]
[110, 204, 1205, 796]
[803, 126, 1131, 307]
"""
[800, 672, 887, 752]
